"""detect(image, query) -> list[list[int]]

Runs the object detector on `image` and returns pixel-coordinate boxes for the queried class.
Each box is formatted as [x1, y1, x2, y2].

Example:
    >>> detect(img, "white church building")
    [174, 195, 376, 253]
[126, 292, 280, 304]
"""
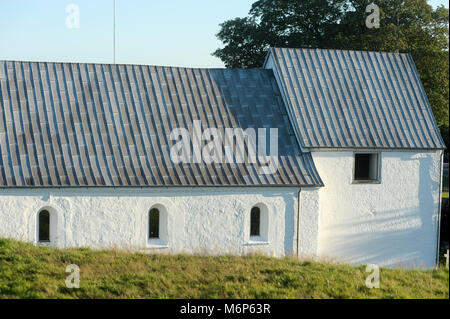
[0, 48, 445, 268]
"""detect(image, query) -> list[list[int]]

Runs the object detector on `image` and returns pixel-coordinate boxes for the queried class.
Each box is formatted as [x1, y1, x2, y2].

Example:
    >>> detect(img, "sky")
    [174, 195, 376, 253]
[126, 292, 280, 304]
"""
[0, 0, 448, 68]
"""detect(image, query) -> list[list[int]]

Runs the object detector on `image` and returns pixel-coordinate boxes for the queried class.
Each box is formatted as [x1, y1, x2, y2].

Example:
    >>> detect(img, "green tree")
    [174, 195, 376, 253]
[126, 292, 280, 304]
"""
[213, 0, 449, 128]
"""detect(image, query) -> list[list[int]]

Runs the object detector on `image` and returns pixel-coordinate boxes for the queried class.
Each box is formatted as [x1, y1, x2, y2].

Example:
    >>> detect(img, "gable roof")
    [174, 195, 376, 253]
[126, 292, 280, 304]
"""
[0, 60, 323, 187]
[265, 47, 445, 150]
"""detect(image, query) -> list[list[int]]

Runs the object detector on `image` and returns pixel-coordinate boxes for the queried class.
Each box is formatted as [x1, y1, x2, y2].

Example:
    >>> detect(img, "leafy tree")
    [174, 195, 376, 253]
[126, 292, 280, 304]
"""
[213, 0, 449, 131]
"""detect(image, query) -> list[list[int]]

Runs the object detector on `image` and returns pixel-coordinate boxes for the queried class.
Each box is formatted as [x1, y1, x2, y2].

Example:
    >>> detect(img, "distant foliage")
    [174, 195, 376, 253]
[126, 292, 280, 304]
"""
[213, 0, 449, 127]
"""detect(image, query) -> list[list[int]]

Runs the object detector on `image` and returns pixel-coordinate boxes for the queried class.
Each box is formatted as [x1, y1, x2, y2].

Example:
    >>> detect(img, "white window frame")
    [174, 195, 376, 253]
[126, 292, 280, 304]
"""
[147, 204, 169, 248]
[247, 203, 270, 245]
[36, 207, 58, 246]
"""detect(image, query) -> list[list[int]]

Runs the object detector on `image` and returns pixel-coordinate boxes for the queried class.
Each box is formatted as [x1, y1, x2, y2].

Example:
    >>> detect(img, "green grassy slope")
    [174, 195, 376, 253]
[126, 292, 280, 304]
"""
[0, 239, 448, 299]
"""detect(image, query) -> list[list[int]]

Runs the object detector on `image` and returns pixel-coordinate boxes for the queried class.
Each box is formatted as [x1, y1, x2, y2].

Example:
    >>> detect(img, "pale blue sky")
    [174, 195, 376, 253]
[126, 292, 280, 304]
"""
[0, 0, 448, 68]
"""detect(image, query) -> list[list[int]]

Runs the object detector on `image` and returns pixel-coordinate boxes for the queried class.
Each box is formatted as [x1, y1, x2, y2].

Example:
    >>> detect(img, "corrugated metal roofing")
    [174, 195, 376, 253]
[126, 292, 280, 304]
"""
[0, 60, 323, 187]
[266, 47, 445, 150]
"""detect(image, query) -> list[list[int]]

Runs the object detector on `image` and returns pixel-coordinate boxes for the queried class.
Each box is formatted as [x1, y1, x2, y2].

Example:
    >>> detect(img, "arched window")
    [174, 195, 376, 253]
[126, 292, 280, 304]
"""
[248, 204, 269, 243]
[147, 204, 169, 246]
[149, 208, 160, 239]
[250, 206, 260, 237]
[38, 210, 50, 242]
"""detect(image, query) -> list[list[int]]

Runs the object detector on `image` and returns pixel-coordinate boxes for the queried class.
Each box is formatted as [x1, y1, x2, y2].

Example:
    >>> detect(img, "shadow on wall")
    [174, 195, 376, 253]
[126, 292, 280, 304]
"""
[282, 193, 295, 254]
[244, 192, 297, 255]
[418, 155, 439, 265]
[322, 156, 439, 269]
[323, 207, 430, 268]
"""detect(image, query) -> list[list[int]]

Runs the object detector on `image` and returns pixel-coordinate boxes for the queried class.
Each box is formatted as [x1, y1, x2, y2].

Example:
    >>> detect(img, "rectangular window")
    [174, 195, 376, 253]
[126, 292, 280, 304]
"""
[38, 210, 50, 242]
[354, 153, 380, 182]
[149, 209, 160, 239]
[250, 207, 260, 236]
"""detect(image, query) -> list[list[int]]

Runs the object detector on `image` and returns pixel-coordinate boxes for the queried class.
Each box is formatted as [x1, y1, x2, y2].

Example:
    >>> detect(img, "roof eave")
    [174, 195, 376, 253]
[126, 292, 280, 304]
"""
[304, 146, 446, 152]
[262, 48, 274, 68]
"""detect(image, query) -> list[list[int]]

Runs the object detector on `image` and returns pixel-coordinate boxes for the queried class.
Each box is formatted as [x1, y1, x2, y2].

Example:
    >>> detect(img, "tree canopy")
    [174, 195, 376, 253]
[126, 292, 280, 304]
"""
[213, 0, 449, 129]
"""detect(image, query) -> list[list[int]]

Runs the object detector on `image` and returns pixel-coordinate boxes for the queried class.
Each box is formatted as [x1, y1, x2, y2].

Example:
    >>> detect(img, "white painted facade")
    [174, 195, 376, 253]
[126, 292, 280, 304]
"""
[312, 150, 443, 268]
[0, 150, 443, 268]
[0, 187, 321, 258]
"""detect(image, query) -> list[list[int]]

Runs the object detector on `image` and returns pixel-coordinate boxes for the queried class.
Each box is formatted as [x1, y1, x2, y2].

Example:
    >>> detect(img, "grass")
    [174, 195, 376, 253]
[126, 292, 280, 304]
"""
[0, 239, 448, 299]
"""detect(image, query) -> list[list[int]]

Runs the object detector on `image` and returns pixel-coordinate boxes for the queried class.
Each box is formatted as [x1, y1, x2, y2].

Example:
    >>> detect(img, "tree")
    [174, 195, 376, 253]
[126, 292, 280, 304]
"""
[213, 0, 449, 129]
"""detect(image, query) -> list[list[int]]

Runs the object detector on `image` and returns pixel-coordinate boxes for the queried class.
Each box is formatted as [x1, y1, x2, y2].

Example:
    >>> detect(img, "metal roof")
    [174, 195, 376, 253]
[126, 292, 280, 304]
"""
[0, 61, 323, 187]
[265, 47, 445, 150]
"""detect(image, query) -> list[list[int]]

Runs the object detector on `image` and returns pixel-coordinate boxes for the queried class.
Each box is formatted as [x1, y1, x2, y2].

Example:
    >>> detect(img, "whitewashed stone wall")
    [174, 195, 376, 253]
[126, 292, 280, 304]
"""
[2, 149, 440, 268]
[0, 186, 321, 257]
[297, 188, 320, 258]
[312, 150, 442, 268]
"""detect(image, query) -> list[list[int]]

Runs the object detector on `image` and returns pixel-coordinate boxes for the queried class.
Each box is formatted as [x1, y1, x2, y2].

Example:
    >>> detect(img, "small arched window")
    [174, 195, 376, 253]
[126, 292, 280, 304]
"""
[250, 206, 260, 237]
[38, 210, 50, 242]
[149, 208, 160, 239]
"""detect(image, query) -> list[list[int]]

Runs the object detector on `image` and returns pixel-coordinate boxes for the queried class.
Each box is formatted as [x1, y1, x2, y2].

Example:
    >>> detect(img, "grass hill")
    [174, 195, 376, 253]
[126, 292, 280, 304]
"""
[0, 239, 448, 299]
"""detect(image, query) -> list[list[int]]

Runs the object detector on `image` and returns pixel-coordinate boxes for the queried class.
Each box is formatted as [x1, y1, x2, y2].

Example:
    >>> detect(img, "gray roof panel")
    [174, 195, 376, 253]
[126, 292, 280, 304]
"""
[266, 48, 445, 149]
[0, 60, 323, 187]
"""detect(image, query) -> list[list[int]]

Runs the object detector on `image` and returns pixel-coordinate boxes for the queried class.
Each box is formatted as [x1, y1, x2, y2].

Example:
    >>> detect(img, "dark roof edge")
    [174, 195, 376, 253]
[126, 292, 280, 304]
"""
[262, 48, 274, 68]
[0, 183, 324, 189]
[305, 146, 446, 151]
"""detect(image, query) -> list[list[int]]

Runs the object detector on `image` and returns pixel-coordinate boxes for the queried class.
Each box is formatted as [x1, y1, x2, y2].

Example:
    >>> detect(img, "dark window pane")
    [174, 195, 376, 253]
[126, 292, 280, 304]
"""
[250, 207, 260, 236]
[149, 208, 160, 239]
[39, 210, 50, 242]
[354, 153, 379, 181]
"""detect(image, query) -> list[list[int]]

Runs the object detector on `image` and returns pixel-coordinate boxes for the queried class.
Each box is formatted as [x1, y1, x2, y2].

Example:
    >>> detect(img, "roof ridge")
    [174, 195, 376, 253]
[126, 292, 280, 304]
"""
[270, 47, 411, 56]
[0, 60, 269, 72]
